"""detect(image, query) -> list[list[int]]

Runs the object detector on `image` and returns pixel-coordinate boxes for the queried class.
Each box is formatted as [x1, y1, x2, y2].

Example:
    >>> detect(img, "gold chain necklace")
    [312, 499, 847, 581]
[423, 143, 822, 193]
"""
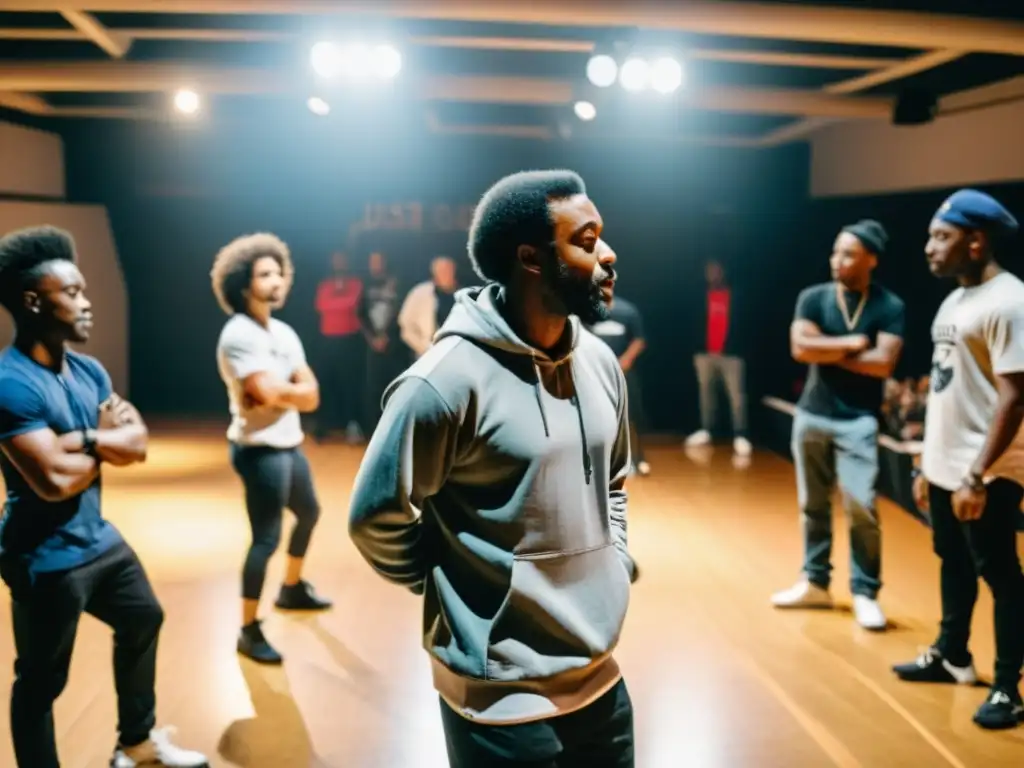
[836, 283, 868, 331]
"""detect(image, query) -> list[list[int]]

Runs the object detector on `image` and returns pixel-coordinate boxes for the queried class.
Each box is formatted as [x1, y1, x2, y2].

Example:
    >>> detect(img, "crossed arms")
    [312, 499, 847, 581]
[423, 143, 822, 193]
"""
[0, 391, 148, 503]
[240, 365, 319, 412]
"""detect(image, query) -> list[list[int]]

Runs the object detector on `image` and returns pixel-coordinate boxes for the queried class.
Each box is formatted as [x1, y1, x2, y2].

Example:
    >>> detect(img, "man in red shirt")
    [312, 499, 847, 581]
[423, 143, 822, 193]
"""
[314, 251, 364, 442]
[685, 260, 751, 457]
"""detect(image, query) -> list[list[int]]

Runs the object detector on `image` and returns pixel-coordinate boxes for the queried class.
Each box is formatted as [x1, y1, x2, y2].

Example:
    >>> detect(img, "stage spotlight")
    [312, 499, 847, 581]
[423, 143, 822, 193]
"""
[574, 100, 596, 121]
[650, 57, 684, 93]
[619, 57, 650, 92]
[310, 41, 342, 78]
[586, 54, 618, 88]
[371, 44, 402, 78]
[173, 88, 200, 114]
[307, 96, 330, 116]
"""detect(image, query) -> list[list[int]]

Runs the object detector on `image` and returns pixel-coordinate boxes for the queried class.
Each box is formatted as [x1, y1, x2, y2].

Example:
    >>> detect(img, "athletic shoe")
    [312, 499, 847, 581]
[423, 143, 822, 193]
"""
[771, 580, 833, 609]
[111, 727, 208, 767]
[275, 580, 332, 611]
[892, 646, 978, 685]
[973, 687, 1024, 730]
[237, 620, 282, 665]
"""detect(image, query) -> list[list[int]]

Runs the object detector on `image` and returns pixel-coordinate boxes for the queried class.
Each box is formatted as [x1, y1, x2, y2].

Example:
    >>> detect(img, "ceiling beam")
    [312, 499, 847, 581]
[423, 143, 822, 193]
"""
[59, 10, 132, 58]
[758, 48, 964, 146]
[0, 91, 51, 114]
[0, 28, 900, 71]
[0, 62, 894, 117]
[3, 1, 1024, 56]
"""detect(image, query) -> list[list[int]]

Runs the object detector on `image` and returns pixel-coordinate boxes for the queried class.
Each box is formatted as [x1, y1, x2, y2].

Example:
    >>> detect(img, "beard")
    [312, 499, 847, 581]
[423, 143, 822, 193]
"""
[542, 252, 612, 325]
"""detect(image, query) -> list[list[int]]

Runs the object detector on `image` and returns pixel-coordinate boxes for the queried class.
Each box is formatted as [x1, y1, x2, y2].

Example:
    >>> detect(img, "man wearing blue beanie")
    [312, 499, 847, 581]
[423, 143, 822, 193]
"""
[773, 220, 906, 630]
[893, 188, 1024, 730]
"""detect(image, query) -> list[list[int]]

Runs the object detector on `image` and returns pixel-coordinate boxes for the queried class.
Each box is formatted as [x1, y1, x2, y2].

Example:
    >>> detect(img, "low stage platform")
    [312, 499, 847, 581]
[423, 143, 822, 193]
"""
[0, 430, 1020, 767]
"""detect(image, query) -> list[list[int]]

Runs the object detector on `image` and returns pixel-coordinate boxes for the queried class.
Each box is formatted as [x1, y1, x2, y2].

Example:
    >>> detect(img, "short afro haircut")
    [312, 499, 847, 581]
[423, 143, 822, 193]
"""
[467, 169, 587, 285]
[210, 232, 293, 315]
[0, 225, 77, 314]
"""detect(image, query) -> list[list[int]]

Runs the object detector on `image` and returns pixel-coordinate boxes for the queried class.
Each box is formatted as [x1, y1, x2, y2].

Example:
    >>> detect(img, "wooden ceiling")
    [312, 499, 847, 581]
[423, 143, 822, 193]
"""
[1, 1, 1023, 146]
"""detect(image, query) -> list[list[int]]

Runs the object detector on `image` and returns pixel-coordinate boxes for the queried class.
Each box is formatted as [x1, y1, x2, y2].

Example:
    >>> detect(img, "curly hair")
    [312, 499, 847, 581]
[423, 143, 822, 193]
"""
[467, 169, 587, 286]
[210, 233, 294, 315]
[0, 225, 77, 314]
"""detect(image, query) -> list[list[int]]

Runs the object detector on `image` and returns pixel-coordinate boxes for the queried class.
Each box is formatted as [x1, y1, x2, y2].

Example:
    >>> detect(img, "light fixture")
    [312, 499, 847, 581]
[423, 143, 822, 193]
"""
[307, 96, 330, 115]
[619, 57, 650, 92]
[371, 44, 402, 79]
[173, 88, 200, 114]
[586, 54, 618, 88]
[650, 57, 684, 94]
[312, 41, 402, 80]
[574, 100, 597, 121]
[310, 41, 342, 78]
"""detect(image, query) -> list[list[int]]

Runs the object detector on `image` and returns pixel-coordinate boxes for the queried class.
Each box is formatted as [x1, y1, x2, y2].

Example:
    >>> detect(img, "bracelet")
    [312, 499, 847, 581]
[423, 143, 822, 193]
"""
[961, 471, 985, 493]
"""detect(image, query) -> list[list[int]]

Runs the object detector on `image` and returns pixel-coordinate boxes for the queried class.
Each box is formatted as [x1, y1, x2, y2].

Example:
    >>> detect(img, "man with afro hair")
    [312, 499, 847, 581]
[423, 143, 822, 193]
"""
[212, 232, 331, 668]
[349, 170, 639, 767]
[0, 225, 207, 767]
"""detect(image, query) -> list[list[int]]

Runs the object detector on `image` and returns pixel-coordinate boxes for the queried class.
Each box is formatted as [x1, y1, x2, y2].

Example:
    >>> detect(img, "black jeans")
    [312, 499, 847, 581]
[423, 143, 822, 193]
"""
[439, 678, 635, 767]
[230, 444, 321, 601]
[1, 541, 164, 767]
[930, 478, 1024, 689]
[316, 333, 365, 436]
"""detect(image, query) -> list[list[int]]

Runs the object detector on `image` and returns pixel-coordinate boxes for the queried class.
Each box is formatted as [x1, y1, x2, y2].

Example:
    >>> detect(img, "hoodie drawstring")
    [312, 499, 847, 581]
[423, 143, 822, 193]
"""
[531, 356, 592, 485]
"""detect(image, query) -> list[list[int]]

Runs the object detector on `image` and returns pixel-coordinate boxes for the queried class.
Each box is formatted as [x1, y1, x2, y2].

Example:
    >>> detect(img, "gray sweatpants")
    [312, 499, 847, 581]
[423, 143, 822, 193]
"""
[694, 353, 747, 436]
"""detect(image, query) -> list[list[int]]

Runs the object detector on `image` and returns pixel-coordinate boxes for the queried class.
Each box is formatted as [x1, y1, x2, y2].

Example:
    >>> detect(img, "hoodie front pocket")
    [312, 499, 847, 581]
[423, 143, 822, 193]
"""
[484, 542, 630, 683]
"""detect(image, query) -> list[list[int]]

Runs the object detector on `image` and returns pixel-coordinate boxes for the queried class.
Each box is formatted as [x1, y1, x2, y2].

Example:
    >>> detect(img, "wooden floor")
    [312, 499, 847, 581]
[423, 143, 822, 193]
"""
[0, 430, 1021, 768]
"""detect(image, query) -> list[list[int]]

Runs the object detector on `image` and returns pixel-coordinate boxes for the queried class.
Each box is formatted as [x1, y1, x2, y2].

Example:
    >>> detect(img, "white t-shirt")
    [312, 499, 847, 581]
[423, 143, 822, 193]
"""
[216, 314, 308, 449]
[922, 271, 1024, 491]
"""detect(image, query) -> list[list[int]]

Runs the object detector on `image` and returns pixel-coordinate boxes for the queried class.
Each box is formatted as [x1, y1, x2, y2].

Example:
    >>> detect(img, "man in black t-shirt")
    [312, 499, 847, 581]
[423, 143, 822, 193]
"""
[771, 220, 905, 632]
[359, 251, 401, 433]
[588, 294, 650, 475]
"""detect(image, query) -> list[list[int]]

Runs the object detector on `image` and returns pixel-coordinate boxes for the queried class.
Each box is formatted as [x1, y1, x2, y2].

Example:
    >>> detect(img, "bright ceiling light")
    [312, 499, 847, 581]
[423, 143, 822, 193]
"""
[371, 44, 402, 78]
[650, 57, 684, 93]
[586, 54, 618, 88]
[173, 88, 199, 114]
[619, 57, 650, 92]
[574, 100, 596, 121]
[307, 96, 330, 116]
[310, 41, 342, 78]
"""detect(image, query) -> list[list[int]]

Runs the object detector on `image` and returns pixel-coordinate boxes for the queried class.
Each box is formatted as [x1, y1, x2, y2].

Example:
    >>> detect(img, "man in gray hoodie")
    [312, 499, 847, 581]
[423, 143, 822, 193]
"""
[349, 169, 639, 767]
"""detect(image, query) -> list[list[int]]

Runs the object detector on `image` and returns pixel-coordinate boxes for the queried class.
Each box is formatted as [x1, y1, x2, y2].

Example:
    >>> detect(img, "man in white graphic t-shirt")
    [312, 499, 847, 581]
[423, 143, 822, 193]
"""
[892, 189, 1024, 731]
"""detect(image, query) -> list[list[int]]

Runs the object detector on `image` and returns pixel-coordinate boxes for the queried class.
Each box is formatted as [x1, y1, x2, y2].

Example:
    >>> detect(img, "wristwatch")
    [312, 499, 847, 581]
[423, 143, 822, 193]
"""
[961, 470, 985, 493]
[81, 428, 98, 458]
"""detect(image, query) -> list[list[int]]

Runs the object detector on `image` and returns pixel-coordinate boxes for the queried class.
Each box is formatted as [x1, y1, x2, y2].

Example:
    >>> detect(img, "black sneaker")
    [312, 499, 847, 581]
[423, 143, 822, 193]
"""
[892, 647, 978, 685]
[275, 580, 333, 612]
[973, 687, 1024, 730]
[237, 620, 282, 665]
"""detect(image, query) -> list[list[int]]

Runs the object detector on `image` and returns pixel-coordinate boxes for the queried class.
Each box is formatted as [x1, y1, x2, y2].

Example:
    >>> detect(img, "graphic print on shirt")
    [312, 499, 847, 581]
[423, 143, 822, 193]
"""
[590, 319, 627, 338]
[931, 323, 957, 393]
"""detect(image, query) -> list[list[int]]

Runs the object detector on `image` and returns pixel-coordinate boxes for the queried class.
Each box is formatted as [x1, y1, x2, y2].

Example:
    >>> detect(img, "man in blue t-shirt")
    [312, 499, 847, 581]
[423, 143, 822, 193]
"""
[771, 220, 905, 632]
[0, 226, 206, 768]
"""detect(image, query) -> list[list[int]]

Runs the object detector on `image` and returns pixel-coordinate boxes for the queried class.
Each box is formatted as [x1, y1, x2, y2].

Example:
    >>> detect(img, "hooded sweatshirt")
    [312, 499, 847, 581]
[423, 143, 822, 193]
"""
[348, 283, 637, 725]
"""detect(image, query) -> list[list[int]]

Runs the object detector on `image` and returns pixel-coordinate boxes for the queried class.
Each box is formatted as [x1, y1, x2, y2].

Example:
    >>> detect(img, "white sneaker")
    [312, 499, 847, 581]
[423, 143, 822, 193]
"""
[852, 594, 887, 631]
[771, 580, 833, 609]
[111, 727, 208, 767]
[733, 437, 752, 456]
[685, 429, 711, 447]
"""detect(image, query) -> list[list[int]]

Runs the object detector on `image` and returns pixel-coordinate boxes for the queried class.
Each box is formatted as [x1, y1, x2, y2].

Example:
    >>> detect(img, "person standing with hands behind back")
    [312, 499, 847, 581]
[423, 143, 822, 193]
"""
[772, 220, 905, 632]
[894, 189, 1024, 731]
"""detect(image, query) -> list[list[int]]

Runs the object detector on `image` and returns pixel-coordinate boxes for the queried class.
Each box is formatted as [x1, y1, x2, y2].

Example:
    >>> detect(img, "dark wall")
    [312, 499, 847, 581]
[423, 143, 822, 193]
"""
[60, 116, 810, 431]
